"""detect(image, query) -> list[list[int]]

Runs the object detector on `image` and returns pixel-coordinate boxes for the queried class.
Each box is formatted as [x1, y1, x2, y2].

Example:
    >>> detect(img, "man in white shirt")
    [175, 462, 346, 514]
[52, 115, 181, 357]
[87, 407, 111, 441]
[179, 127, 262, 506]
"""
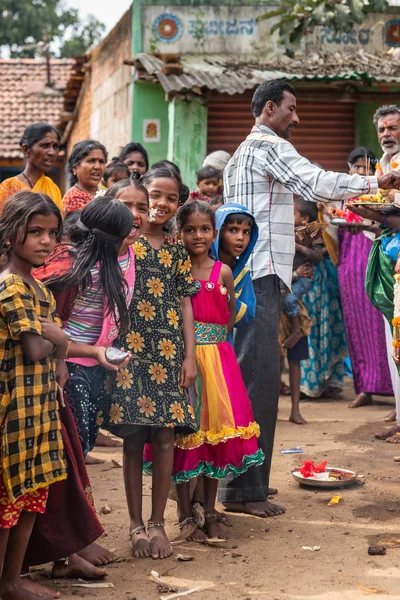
[219, 81, 400, 518]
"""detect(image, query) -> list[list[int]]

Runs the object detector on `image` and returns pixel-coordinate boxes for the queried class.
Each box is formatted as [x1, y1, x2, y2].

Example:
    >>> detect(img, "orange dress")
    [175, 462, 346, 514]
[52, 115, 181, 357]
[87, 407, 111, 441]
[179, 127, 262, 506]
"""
[0, 176, 62, 212]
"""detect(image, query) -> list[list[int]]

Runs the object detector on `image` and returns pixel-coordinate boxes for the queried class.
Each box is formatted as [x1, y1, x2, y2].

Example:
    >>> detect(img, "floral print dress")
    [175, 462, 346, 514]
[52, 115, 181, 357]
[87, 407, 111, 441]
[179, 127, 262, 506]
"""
[103, 237, 199, 435]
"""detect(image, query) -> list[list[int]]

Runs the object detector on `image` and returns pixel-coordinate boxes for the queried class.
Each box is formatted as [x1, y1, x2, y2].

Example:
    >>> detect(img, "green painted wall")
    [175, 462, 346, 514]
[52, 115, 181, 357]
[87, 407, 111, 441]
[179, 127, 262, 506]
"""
[131, 81, 169, 166]
[355, 102, 381, 158]
[168, 96, 207, 189]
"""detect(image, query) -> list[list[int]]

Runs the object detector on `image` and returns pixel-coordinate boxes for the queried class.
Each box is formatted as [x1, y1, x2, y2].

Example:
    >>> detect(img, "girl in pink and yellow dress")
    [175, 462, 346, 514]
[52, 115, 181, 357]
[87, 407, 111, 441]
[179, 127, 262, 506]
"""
[174, 199, 264, 541]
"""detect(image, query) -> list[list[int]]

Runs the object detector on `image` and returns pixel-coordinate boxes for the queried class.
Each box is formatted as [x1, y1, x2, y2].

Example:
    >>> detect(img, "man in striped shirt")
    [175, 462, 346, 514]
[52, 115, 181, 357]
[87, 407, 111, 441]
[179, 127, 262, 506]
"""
[218, 80, 400, 518]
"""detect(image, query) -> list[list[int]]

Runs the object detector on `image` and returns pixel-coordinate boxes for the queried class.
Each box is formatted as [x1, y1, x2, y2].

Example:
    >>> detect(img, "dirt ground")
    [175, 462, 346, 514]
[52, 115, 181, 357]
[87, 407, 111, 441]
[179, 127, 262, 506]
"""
[36, 380, 400, 600]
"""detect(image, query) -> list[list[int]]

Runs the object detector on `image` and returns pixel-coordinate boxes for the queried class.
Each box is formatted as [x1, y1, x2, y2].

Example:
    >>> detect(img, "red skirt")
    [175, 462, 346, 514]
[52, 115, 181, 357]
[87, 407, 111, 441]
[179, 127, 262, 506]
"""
[24, 399, 104, 566]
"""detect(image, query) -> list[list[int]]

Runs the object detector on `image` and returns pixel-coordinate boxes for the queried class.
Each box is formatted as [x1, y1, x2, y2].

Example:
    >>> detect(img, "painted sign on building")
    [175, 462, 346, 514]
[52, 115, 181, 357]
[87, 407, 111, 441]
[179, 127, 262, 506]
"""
[142, 5, 400, 55]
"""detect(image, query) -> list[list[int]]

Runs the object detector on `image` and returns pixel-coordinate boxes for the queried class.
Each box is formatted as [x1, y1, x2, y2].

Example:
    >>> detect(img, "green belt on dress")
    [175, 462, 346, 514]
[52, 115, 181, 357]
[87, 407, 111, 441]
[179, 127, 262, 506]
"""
[194, 321, 228, 344]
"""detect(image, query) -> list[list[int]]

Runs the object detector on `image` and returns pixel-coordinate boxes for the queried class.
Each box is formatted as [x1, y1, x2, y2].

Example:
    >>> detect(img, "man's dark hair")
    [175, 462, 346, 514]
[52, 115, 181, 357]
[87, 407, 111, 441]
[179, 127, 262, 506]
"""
[251, 80, 296, 118]
[294, 197, 318, 223]
[373, 105, 400, 128]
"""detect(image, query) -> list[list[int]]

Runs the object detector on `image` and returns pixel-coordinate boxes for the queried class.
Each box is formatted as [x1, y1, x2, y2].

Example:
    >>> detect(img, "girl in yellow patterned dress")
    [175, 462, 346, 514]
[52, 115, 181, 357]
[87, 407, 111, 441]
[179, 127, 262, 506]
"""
[103, 168, 198, 561]
[0, 191, 68, 600]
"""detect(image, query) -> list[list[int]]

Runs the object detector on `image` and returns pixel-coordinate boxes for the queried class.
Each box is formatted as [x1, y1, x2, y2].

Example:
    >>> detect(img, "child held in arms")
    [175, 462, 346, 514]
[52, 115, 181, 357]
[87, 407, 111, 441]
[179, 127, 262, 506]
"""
[190, 167, 221, 202]
[282, 197, 324, 350]
[212, 203, 259, 343]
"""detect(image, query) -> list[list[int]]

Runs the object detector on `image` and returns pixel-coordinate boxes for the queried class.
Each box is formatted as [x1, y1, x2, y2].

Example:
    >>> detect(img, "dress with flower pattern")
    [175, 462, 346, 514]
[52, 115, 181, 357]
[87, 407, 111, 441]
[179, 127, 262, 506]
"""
[103, 237, 199, 434]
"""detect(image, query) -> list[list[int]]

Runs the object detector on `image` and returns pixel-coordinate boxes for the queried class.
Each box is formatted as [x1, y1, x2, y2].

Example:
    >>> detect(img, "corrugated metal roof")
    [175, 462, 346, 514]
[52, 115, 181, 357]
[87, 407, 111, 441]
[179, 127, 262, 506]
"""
[135, 49, 400, 94]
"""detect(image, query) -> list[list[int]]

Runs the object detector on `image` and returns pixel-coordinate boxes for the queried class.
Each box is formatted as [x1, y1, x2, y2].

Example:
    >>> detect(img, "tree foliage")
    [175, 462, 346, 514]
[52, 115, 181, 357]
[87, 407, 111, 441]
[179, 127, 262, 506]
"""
[258, 0, 389, 54]
[0, 0, 105, 58]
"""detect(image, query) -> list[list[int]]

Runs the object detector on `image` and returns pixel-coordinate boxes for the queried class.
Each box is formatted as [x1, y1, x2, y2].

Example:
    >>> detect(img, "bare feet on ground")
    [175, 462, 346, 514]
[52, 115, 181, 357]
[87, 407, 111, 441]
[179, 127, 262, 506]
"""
[130, 526, 151, 559]
[51, 554, 108, 579]
[282, 329, 303, 350]
[383, 409, 397, 422]
[223, 500, 286, 518]
[188, 526, 209, 542]
[147, 525, 172, 559]
[96, 431, 123, 448]
[78, 542, 115, 566]
[85, 454, 105, 465]
[386, 432, 400, 444]
[0, 580, 44, 600]
[375, 424, 400, 440]
[348, 392, 373, 409]
[289, 410, 308, 424]
[21, 578, 60, 599]
[204, 515, 228, 540]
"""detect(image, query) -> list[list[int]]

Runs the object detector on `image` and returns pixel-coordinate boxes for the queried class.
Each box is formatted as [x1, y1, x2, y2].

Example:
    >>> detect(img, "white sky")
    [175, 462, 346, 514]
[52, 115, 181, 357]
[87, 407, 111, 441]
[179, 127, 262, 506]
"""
[65, 0, 132, 34]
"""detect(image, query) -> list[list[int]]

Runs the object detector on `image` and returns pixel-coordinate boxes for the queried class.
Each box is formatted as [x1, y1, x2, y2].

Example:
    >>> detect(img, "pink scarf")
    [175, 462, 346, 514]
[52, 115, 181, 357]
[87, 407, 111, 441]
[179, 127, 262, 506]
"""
[68, 246, 135, 367]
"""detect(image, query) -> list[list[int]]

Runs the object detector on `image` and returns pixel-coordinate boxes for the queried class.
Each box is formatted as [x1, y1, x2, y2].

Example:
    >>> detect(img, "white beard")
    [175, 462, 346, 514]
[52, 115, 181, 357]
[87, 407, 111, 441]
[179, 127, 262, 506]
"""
[380, 139, 400, 156]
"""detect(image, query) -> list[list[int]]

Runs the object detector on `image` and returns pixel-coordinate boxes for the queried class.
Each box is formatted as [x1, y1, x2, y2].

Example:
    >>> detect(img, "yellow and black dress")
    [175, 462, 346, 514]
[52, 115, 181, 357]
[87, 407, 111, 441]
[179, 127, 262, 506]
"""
[0, 274, 66, 527]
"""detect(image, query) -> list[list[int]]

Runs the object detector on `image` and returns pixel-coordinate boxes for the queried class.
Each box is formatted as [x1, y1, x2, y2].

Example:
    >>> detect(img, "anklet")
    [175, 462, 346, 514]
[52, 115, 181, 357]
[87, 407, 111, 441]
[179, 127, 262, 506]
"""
[179, 516, 195, 529]
[129, 525, 146, 538]
[148, 519, 165, 529]
[204, 512, 218, 520]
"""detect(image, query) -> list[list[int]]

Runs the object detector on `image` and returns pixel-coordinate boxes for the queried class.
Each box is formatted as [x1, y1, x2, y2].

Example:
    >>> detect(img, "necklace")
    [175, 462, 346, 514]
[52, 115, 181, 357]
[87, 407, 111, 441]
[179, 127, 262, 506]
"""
[143, 230, 164, 237]
[21, 172, 34, 189]
[75, 184, 97, 195]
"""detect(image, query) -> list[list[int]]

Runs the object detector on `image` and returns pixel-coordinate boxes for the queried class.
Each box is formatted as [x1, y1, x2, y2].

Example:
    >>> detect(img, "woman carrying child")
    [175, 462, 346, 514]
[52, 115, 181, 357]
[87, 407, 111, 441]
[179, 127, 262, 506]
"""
[103, 168, 198, 560]
[0, 192, 68, 600]
[173, 200, 264, 541]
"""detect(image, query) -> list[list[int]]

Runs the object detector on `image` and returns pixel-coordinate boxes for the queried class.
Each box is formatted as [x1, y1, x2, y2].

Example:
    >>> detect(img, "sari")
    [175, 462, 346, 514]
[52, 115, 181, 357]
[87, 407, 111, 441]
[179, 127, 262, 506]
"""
[338, 230, 392, 395]
[300, 258, 348, 397]
[0, 175, 62, 212]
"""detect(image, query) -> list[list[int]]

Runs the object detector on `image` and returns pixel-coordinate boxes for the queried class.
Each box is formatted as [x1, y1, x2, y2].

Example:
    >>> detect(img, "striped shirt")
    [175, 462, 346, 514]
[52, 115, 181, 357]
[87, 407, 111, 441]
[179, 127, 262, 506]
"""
[64, 254, 129, 345]
[223, 124, 378, 287]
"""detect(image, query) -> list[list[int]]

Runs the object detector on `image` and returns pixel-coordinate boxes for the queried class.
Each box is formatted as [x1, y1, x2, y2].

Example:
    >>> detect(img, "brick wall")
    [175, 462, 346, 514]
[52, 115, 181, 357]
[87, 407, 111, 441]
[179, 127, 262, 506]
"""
[90, 7, 133, 159]
[67, 7, 133, 161]
[67, 69, 92, 156]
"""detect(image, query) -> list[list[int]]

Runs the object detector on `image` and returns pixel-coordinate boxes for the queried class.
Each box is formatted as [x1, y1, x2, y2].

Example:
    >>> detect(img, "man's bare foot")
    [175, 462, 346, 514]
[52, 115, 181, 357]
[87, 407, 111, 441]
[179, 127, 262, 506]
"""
[348, 392, 373, 409]
[204, 515, 228, 539]
[0, 580, 42, 600]
[130, 525, 151, 559]
[21, 578, 59, 599]
[289, 410, 308, 424]
[78, 542, 115, 566]
[383, 409, 397, 423]
[282, 329, 303, 350]
[223, 500, 286, 518]
[85, 454, 105, 465]
[148, 524, 172, 559]
[96, 431, 123, 448]
[52, 554, 108, 579]
[386, 432, 400, 444]
[375, 424, 400, 440]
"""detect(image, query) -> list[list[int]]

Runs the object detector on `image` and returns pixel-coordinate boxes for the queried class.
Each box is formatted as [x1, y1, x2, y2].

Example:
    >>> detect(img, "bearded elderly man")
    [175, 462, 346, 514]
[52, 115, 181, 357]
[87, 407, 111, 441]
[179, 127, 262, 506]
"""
[219, 81, 400, 519]
[350, 105, 400, 445]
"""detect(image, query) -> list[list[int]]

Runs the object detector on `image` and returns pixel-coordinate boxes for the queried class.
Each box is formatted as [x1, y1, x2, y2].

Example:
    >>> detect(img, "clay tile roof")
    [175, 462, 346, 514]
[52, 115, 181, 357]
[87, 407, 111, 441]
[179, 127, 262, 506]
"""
[0, 58, 74, 160]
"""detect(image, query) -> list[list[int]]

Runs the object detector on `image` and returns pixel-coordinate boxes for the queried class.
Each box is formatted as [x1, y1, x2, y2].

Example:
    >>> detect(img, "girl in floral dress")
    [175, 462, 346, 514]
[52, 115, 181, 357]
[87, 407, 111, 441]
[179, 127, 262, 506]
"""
[103, 168, 198, 561]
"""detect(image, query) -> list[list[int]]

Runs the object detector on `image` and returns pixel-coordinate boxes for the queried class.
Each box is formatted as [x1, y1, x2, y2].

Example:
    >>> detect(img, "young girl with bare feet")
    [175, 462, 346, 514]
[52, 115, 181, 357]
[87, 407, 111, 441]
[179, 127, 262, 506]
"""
[0, 192, 68, 600]
[103, 168, 198, 560]
[173, 200, 265, 542]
